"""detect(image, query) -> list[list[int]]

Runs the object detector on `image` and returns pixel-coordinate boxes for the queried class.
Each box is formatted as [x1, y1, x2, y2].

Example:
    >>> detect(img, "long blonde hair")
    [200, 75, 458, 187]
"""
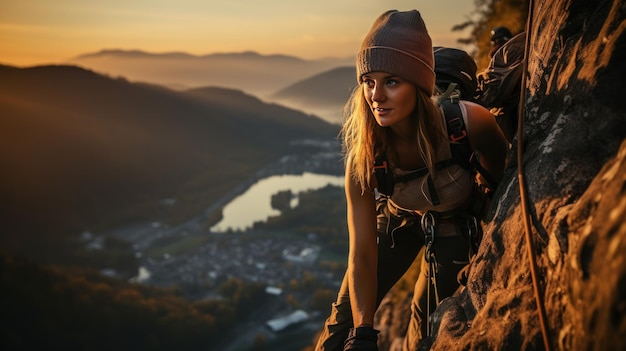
[340, 84, 447, 193]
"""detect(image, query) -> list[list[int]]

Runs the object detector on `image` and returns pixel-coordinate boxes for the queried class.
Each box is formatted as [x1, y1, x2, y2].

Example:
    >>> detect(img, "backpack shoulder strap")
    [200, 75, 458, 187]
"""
[441, 98, 473, 169]
[441, 99, 499, 188]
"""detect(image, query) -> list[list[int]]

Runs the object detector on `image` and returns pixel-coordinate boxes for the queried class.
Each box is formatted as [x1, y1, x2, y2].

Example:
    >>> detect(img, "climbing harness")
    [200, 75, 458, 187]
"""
[418, 209, 481, 337]
[376, 193, 483, 338]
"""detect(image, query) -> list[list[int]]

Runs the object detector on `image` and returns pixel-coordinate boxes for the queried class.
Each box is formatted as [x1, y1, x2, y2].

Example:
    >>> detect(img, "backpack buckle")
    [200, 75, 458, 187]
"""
[373, 160, 388, 173]
[447, 117, 467, 142]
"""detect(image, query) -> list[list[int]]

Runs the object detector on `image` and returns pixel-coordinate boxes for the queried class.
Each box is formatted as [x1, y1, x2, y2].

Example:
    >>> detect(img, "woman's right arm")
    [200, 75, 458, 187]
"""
[344, 161, 379, 328]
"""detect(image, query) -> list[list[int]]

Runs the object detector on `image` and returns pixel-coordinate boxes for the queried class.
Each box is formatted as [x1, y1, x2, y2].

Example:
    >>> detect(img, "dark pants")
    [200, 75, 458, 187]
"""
[314, 223, 470, 351]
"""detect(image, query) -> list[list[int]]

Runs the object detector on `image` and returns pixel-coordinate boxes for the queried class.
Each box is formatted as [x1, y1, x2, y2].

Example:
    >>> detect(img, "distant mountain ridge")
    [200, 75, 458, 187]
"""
[0, 64, 339, 258]
[67, 49, 354, 97]
[75, 49, 313, 62]
[270, 66, 357, 124]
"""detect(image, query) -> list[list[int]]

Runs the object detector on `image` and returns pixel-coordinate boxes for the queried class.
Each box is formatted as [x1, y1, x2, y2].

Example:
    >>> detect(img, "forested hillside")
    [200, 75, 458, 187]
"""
[0, 254, 269, 351]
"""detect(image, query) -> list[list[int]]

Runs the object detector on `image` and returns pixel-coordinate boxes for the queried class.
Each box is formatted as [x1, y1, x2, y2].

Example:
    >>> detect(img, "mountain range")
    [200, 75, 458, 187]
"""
[68, 50, 354, 97]
[0, 64, 339, 260]
[67, 50, 357, 124]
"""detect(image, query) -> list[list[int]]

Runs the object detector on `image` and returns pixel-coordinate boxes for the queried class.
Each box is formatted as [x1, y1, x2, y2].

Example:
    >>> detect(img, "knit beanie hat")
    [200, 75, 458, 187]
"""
[356, 10, 435, 96]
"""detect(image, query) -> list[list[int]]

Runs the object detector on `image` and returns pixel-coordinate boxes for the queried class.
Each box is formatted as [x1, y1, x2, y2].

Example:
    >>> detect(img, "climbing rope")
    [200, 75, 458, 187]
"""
[517, 0, 552, 350]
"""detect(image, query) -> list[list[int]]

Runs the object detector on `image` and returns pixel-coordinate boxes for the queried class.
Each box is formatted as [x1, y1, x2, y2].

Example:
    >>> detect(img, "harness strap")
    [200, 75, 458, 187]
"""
[392, 159, 455, 184]
[373, 157, 456, 201]
[378, 197, 482, 247]
[426, 175, 440, 206]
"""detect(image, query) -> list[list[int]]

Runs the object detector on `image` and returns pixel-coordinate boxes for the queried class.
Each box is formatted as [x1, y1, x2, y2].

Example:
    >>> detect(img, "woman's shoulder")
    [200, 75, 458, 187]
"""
[459, 100, 499, 135]
[460, 100, 492, 117]
[458, 100, 509, 154]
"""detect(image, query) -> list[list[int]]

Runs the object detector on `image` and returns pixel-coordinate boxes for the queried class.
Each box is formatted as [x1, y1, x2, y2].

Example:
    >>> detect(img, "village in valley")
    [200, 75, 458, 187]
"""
[79, 141, 347, 339]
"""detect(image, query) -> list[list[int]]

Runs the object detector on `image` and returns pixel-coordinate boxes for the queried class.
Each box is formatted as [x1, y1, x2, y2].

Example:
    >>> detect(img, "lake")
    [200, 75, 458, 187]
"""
[211, 172, 344, 232]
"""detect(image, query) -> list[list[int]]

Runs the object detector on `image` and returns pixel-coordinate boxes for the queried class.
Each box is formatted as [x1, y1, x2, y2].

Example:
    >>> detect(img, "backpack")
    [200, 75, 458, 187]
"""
[433, 47, 479, 102]
[476, 32, 526, 143]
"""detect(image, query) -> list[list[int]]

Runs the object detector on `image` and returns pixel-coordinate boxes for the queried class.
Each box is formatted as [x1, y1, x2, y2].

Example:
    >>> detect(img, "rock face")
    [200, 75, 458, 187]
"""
[376, 1, 626, 350]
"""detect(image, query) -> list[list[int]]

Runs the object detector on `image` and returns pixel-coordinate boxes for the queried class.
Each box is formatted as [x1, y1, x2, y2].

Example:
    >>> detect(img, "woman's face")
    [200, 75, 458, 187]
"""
[362, 72, 417, 128]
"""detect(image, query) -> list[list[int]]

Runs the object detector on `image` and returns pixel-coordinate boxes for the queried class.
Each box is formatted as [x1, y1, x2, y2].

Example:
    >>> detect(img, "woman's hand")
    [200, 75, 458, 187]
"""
[343, 326, 379, 351]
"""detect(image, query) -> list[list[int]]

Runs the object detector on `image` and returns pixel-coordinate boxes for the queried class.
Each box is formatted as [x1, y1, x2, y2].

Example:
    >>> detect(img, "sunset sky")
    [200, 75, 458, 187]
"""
[1, 0, 476, 67]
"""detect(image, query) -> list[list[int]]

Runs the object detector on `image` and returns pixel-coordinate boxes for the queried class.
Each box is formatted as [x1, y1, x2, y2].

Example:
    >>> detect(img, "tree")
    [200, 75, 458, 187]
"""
[453, 0, 530, 68]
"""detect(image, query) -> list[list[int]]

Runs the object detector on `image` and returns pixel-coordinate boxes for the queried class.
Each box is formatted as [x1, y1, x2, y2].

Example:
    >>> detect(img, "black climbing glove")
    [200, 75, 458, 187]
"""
[343, 326, 379, 351]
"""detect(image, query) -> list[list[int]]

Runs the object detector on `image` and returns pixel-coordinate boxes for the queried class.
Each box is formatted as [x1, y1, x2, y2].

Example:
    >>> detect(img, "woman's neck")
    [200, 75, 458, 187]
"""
[389, 118, 416, 140]
[391, 135, 424, 170]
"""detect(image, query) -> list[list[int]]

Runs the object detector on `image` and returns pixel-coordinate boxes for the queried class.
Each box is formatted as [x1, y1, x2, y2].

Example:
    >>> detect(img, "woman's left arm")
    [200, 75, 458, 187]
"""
[462, 101, 509, 184]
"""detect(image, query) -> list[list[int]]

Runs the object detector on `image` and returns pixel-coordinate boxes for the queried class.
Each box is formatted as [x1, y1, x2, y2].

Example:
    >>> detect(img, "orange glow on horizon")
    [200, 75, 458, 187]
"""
[0, 1, 475, 67]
